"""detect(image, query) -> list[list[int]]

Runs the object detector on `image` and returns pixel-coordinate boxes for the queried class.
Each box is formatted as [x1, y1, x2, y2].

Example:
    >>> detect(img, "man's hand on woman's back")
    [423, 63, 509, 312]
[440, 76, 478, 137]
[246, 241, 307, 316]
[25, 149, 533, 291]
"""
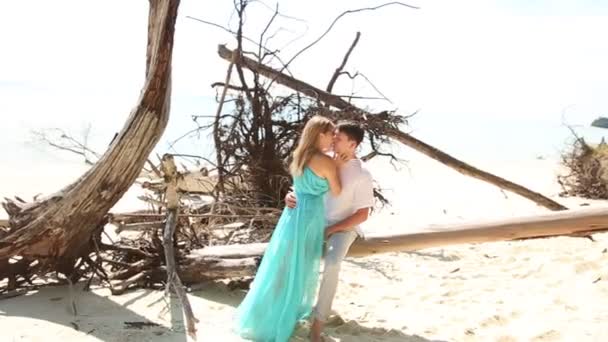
[285, 192, 297, 209]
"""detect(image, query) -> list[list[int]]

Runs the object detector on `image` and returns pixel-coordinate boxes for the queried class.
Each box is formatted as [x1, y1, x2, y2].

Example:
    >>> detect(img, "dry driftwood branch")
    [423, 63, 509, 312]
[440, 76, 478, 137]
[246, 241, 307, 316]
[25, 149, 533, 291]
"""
[0, 0, 181, 282]
[213, 50, 239, 194]
[211, 82, 254, 92]
[116, 220, 165, 233]
[194, 206, 608, 263]
[160, 154, 198, 338]
[111, 271, 149, 296]
[109, 259, 153, 281]
[101, 243, 155, 259]
[217, 45, 567, 211]
[327, 31, 361, 93]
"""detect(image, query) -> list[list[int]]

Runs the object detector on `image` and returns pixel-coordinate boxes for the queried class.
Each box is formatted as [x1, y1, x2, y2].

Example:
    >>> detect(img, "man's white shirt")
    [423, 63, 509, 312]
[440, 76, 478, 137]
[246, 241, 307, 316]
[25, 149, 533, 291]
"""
[325, 159, 374, 238]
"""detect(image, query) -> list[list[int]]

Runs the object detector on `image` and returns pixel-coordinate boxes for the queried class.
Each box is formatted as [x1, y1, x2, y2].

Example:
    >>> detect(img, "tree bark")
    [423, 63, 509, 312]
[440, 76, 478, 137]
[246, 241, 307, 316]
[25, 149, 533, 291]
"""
[193, 206, 608, 262]
[0, 0, 181, 274]
[217, 44, 567, 211]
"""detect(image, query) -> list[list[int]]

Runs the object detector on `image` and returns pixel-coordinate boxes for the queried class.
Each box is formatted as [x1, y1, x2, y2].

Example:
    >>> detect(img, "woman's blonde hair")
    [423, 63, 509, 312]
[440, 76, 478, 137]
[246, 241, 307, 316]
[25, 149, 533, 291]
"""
[289, 115, 335, 176]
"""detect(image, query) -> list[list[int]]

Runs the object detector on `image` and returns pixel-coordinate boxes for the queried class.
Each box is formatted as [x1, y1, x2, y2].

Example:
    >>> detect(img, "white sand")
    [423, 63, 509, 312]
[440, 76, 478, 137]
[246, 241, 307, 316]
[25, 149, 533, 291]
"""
[2, 156, 608, 341]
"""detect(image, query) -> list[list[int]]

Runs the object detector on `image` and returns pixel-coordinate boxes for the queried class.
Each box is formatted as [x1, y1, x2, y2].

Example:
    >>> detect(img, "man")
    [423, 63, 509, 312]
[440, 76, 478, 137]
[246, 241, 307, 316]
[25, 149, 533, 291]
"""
[285, 121, 374, 342]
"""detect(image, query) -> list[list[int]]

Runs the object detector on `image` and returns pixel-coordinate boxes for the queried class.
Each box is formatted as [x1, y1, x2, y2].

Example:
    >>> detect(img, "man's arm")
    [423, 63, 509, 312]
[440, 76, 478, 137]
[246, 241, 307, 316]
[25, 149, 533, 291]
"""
[325, 207, 370, 236]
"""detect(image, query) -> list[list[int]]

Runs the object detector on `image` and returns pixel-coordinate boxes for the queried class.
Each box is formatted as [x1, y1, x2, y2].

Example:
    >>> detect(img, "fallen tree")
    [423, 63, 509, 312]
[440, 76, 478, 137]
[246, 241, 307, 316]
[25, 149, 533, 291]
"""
[90, 205, 608, 287]
[216, 44, 567, 212]
[190, 206, 608, 267]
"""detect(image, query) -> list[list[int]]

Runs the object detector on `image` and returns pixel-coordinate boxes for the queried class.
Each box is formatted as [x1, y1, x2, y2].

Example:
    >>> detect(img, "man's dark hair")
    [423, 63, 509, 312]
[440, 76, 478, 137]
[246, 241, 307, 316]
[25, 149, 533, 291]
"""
[336, 121, 365, 146]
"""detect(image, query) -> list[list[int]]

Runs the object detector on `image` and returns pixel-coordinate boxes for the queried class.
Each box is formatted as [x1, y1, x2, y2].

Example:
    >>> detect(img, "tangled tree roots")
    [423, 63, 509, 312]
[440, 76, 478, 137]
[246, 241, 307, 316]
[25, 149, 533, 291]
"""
[559, 137, 608, 199]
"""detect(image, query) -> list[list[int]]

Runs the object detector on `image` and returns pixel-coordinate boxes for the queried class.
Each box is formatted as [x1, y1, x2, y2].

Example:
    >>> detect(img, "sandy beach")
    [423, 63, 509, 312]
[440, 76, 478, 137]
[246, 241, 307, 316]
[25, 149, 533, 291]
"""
[2, 154, 608, 342]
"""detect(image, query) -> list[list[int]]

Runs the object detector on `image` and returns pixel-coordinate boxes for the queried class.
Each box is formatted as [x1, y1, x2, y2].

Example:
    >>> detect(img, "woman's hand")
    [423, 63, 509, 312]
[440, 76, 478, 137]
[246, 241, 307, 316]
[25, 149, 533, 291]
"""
[333, 152, 349, 169]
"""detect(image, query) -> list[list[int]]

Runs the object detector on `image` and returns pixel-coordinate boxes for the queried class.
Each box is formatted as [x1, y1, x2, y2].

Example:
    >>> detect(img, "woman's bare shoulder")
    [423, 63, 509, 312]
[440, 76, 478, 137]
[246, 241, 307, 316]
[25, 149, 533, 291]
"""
[308, 153, 334, 176]
[310, 153, 333, 166]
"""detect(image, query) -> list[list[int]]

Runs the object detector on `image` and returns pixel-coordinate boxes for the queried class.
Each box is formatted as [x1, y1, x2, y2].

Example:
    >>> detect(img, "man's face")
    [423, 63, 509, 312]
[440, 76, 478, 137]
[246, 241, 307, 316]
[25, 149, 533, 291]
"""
[332, 130, 356, 154]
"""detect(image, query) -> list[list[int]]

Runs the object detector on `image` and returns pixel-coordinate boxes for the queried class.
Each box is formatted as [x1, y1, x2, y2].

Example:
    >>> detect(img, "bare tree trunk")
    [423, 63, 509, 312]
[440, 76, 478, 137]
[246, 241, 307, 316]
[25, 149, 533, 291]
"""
[192, 206, 608, 263]
[347, 207, 608, 256]
[217, 45, 567, 211]
[0, 0, 181, 275]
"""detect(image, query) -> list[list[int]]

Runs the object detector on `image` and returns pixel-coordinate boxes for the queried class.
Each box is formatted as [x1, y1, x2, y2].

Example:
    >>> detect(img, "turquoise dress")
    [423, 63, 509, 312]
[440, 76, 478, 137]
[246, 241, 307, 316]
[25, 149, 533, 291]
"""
[235, 167, 329, 341]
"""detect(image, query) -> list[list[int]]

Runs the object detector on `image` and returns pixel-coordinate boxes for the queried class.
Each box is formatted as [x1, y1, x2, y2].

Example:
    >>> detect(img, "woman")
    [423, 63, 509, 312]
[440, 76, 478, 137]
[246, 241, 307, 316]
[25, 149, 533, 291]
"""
[235, 115, 343, 341]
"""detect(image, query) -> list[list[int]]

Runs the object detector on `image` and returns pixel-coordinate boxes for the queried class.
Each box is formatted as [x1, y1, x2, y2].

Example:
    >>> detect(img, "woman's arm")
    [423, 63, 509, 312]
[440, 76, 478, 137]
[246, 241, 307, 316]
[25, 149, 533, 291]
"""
[309, 154, 342, 196]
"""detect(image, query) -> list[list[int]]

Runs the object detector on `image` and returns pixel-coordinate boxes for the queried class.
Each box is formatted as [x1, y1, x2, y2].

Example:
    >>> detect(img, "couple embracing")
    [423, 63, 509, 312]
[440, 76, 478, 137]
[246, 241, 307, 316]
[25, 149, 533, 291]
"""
[235, 116, 374, 342]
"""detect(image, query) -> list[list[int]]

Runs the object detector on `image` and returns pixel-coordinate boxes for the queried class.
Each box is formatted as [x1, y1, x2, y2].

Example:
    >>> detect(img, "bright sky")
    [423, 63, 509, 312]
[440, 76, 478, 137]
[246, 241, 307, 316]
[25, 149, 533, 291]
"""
[1, 0, 607, 164]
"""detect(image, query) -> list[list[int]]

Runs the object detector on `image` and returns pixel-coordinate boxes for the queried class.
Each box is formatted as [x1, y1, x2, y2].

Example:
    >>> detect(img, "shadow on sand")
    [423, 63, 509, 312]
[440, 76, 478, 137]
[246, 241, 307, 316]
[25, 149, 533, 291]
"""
[0, 283, 189, 341]
[192, 282, 448, 342]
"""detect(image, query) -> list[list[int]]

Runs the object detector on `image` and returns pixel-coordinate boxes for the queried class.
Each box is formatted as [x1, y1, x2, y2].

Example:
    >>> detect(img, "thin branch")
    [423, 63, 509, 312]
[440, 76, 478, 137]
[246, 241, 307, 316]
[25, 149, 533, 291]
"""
[214, 51, 239, 194]
[234, 2, 254, 104]
[186, 16, 266, 54]
[254, 1, 308, 24]
[146, 159, 162, 178]
[185, 14, 299, 79]
[259, 3, 280, 62]
[32, 128, 101, 165]
[263, 27, 292, 50]
[252, 0, 310, 57]
[369, 134, 400, 163]
[335, 94, 392, 101]
[165, 124, 204, 152]
[211, 82, 256, 92]
[361, 151, 378, 162]
[268, 2, 418, 89]
[340, 71, 393, 104]
[327, 31, 361, 93]
[169, 154, 218, 167]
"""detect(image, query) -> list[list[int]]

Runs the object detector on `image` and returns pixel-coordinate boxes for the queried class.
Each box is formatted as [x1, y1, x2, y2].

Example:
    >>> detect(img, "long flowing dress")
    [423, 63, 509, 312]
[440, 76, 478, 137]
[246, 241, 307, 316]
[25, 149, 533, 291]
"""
[235, 167, 329, 341]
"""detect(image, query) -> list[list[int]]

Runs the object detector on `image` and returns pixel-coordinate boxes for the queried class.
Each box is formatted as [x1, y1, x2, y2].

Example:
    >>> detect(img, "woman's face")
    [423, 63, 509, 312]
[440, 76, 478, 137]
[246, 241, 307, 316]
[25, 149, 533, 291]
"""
[317, 129, 335, 152]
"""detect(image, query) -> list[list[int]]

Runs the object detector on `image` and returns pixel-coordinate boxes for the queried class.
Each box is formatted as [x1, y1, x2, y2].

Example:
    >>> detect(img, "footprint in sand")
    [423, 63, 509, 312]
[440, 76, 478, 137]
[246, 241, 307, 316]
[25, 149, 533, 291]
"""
[513, 267, 540, 279]
[381, 295, 401, 301]
[575, 261, 600, 274]
[480, 314, 508, 328]
[509, 311, 522, 319]
[552, 298, 578, 311]
[532, 329, 561, 341]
